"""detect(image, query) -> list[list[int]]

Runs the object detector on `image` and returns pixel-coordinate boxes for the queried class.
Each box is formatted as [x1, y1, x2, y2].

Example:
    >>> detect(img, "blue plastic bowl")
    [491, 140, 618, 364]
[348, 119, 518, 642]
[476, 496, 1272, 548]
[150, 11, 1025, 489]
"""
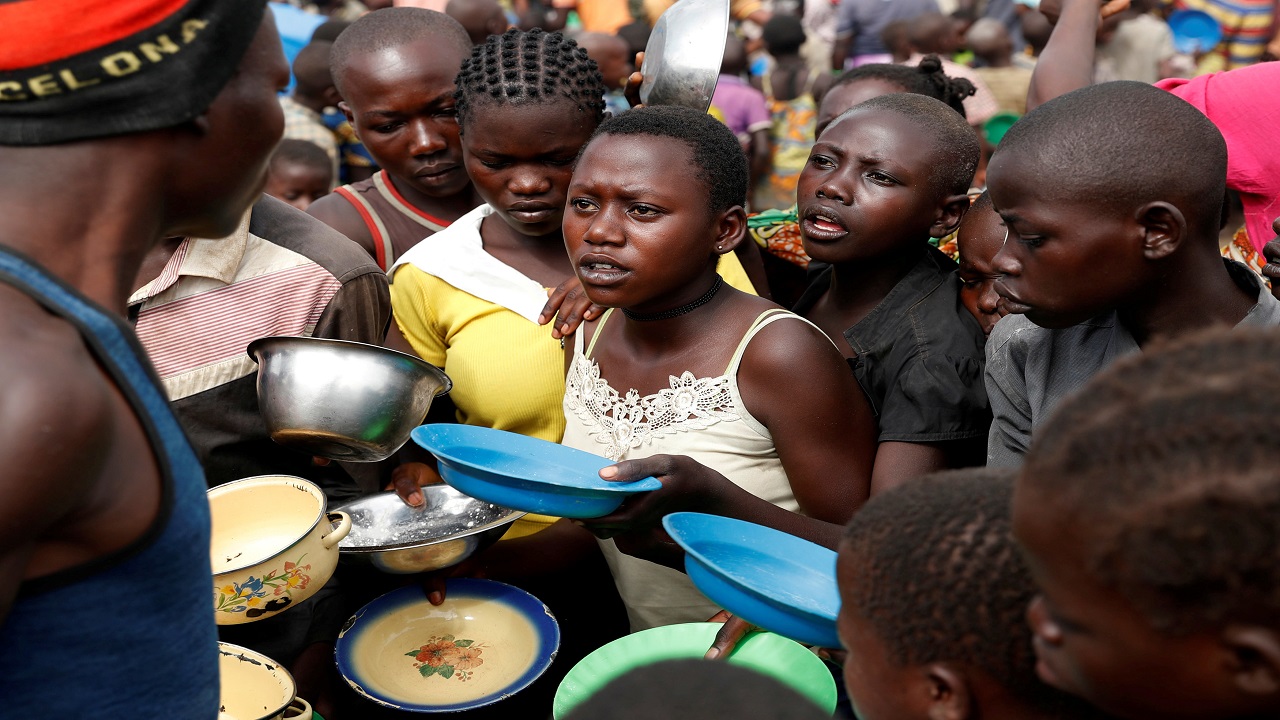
[1168, 9, 1222, 54]
[663, 512, 841, 648]
[411, 424, 661, 519]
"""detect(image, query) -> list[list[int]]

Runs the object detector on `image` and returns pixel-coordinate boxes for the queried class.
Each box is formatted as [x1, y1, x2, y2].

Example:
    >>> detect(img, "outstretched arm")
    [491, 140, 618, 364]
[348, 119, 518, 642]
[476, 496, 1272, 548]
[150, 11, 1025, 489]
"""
[1026, 0, 1131, 111]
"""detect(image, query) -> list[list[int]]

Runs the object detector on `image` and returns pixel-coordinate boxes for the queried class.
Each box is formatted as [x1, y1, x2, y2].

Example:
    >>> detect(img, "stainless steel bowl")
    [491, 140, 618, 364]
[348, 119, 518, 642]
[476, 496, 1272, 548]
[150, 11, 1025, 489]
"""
[335, 487, 524, 574]
[639, 0, 730, 112]
[248, 336, 452, 462]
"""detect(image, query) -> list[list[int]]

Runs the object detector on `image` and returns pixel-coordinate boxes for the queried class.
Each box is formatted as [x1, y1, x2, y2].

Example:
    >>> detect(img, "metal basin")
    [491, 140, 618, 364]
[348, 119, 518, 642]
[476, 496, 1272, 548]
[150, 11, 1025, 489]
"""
[639, 0, 730, 112]
[336, 487, 524, 574]
[248, 336, 451, 462]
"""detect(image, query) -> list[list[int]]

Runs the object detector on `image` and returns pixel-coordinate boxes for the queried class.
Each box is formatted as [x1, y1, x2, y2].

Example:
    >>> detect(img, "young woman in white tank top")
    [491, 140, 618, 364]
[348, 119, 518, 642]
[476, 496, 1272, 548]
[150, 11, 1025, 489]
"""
[559, 107, 876, 631]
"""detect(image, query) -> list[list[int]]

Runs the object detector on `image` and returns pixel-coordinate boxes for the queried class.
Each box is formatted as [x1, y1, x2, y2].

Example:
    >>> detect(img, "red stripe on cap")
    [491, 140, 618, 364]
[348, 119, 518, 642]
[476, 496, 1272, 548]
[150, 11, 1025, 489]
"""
[0, 0, 192, 70]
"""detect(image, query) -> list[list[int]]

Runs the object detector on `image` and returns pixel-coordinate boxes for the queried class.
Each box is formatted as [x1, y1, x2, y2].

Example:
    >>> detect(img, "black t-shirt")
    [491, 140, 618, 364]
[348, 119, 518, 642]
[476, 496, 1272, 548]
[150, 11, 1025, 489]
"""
[793, 246, 991, 443]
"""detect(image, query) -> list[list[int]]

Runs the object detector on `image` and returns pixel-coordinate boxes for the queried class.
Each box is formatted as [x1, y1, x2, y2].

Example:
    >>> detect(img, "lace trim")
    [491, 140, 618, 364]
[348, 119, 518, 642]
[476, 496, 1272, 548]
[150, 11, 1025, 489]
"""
[564, 353, 741, 461]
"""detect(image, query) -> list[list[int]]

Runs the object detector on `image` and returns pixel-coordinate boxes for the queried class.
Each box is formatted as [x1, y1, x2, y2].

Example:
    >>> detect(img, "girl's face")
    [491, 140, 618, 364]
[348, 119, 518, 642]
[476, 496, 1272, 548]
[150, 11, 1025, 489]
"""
[815, 79, 911, 139]
[462, 100, 598, 237]
[956, 203, 1008, 337]
[563, 133, 742, 311]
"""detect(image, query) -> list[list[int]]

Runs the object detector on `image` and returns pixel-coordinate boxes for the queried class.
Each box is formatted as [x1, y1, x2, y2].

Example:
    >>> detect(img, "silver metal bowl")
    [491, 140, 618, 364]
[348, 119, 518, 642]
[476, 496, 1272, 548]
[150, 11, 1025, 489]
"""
[639, 0, 730, 112]
[335, 487, 524, 574]
[248, 336, 452, 462]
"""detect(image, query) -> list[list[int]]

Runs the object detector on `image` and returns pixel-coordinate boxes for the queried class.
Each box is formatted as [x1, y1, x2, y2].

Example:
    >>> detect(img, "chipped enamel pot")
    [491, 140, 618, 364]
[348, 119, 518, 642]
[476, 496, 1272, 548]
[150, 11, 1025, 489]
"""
[217, 643, 296, 720]
[209, 475, 351, 625]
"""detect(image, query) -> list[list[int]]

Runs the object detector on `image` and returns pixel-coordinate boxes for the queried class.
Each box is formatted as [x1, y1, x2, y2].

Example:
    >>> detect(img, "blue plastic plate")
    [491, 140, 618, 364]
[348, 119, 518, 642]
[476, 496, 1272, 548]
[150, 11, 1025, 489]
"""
[1168, 9, 1222, 54]
[335, 579, 560, 713]
[663, 512, 841, 648]
[411, 424, 661, 519]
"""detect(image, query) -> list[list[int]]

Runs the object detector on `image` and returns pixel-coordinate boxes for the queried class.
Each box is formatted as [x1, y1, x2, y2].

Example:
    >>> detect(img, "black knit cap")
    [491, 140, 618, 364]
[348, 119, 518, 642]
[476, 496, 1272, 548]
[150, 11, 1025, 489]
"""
[0, 0, 267, 145]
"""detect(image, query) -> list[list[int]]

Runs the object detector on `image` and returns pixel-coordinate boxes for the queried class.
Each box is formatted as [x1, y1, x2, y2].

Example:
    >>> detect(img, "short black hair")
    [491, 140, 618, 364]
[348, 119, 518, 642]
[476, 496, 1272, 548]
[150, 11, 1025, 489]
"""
[842, 468, 1103, 718]
[330, 8, 472, 98]
[831, 92, 979, 196]
[1022, 326, 1280, 636]
[311, 19, 351, 43]
[561, 660, 829, 720]
[832, 55, 975, 118]
[292, 41, 334, 98]
[994, 81, 1227, 239]
[453, 28, 606, 129]
[270, 138, 333, 174]
[763, 14, 806, 56]
[588, 105, 749, 215]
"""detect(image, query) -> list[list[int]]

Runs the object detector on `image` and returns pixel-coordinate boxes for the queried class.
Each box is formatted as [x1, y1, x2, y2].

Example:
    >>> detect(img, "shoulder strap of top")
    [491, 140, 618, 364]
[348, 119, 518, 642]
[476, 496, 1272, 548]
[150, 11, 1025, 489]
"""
[725, 308, 832, 375]
[373, 171, 450, 233]
[583, 308, 615, 358]
[334, 184, 393, 271]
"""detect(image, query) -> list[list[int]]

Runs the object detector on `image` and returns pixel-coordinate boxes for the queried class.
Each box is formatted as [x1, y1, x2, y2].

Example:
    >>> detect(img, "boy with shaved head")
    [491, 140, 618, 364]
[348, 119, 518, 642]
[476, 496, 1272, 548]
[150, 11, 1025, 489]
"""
[984, 81, 1280, 466]
[0, 1, 288, 714]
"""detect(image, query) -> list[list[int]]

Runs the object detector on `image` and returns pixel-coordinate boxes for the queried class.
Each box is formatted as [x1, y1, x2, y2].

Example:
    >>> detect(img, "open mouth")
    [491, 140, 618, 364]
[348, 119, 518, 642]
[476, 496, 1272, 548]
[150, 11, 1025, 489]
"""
[578, 256, 630, 285]
[800, 207, 849, 241]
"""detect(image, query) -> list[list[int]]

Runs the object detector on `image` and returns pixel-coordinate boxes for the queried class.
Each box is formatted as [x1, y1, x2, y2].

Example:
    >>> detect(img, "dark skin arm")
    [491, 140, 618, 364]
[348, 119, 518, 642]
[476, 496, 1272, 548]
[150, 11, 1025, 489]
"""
[832, 34, 852, 73]
[583, 316, 876, 555]
[307, 192, 378, 263]
[1261, 217, 1280, 301]
[869, 440, 982, 494]
[747, 128, 772, 198]
[1027, 0, 1132, 111]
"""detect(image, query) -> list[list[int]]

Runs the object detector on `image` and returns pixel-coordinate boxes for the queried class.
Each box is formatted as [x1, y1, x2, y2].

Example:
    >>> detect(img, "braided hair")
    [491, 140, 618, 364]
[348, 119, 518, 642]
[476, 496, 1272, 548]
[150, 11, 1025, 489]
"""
[842, 468, 1106, 718]
[1022, 326, 1280, 636]
[454, 28, 607, 130]
[832, 55, 976, 119]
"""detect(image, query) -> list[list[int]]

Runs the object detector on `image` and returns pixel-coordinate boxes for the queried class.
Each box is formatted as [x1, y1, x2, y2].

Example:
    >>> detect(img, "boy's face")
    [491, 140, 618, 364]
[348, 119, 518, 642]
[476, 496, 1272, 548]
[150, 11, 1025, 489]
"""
[264, 160, 332, 212]
[798, 108, 949, 266]
[338, 40, 470, 200]
[836, 545, 931, 720]
[1012, 485, 1247, 719]
[461, 100, 597, 238]
[957, 203, 1008, 337]
[986, 150, 1149, 329]
[564, 134, 732, 309]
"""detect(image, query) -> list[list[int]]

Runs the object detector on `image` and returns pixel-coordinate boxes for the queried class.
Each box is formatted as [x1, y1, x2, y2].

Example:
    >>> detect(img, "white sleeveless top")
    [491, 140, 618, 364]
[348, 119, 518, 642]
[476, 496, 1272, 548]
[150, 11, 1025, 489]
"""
[562, 307, 816, 631]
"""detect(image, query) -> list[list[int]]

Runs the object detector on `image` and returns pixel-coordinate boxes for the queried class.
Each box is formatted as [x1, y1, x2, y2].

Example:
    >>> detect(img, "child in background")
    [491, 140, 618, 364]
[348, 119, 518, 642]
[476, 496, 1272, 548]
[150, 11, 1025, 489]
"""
[904, 13, 1000, 126]
[565, 107, 875, 628]
[308, 8, 478, 271]
[984, 82, 1280, 467]
[264, 139, 335, 212]
[710, 33, 773, 200]
[752, 15, 833, 212]
[1015, 326, 1280, 720]
[279, 41, 342, 178]
[968, 19, 1032, 115]
[794, 93, 989, 492]
[956, 192, 1007, 337]
[839, 468, 1109, 720]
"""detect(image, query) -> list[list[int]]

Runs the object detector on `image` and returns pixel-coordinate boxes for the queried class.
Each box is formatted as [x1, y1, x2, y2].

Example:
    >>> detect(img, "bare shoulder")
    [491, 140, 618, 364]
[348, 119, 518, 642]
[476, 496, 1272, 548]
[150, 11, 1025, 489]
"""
[0, 302, 113, 495]
[738, 306, 843, 379]
[307, 192, 376, 258]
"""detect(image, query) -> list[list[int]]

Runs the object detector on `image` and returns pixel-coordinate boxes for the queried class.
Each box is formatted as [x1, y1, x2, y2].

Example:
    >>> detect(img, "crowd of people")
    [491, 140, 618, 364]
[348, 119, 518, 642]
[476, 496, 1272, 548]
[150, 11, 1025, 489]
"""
[2, 0, 1280, 718]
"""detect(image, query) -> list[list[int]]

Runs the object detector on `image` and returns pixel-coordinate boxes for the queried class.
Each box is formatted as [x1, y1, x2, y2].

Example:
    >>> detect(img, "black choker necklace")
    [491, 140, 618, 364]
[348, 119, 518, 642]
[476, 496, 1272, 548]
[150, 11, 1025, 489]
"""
[623, 275, 725, 322]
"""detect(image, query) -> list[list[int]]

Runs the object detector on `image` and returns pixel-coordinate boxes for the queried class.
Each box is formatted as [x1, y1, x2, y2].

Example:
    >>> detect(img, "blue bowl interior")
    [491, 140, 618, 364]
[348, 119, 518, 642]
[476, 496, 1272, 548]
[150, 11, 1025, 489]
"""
[1168, 10, 1222, 52]
[335, 579, 560, 713]
[663, 512, 840, 624]
[411, 425, 661, 495]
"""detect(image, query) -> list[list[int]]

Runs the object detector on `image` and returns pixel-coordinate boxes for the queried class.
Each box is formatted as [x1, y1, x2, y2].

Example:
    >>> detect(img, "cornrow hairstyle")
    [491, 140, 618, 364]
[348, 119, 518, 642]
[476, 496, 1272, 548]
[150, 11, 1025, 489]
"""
[833, 93, 979, 196]
[1022, 326, 1280, 636]
[587, 105, 749, 215]
[330, 8, 472, 98]
[995, 81, 1227, 239]
[454, 28, 607, 130]
[832, 55, 976, 119]
[842, 468, 1106, 718]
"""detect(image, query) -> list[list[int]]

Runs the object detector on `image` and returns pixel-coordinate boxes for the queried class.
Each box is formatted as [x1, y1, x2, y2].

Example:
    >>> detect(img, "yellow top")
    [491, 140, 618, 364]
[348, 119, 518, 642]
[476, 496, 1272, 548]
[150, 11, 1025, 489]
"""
[390, 205, 758, 538]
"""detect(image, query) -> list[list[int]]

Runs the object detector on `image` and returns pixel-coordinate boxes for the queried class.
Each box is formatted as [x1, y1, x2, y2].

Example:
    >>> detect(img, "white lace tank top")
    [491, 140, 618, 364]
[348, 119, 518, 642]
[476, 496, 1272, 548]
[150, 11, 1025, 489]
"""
[562, 307, 816, 631]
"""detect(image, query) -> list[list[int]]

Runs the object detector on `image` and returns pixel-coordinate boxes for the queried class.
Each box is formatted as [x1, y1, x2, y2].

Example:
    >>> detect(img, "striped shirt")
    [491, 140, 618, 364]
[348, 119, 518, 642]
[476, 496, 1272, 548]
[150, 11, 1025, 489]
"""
[130, 195, 390, 501]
